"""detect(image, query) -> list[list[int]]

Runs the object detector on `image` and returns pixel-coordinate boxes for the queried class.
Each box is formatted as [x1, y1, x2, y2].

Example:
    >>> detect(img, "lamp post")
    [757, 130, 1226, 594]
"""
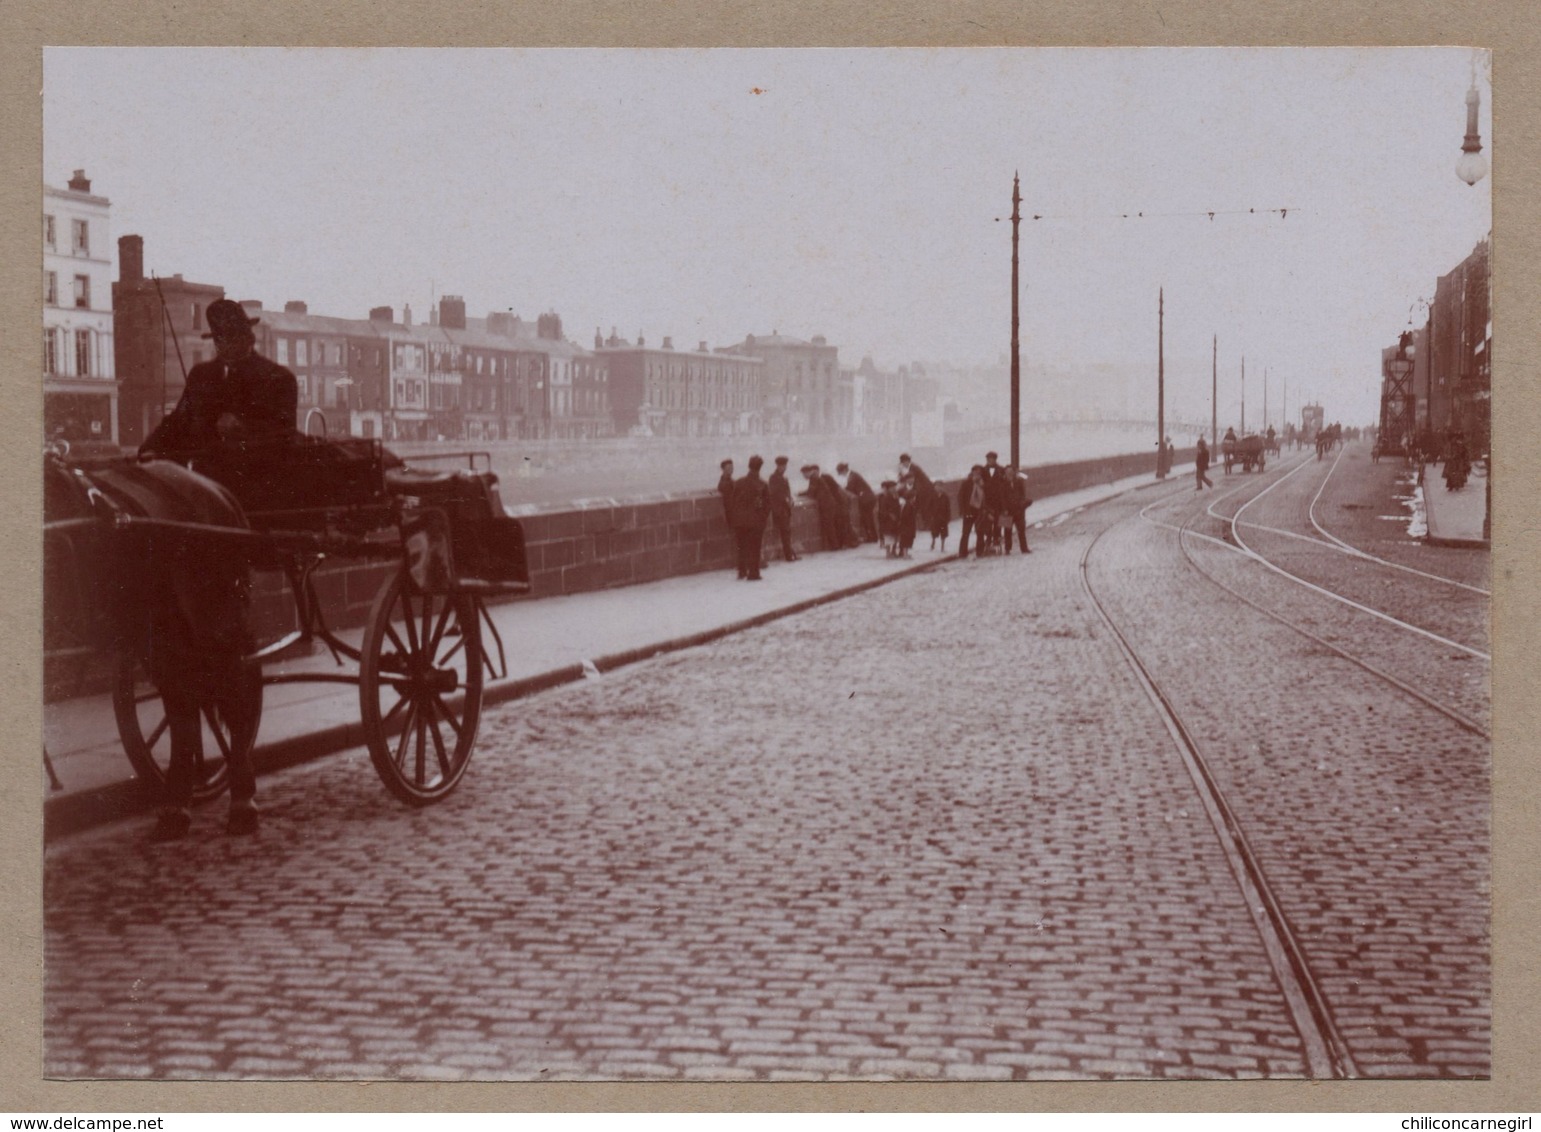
[1457, 77, 1488, 187]
[1453, 62, 1490, 536]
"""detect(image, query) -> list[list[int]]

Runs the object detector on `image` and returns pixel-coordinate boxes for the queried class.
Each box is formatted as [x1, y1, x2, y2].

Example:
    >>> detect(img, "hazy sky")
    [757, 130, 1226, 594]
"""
[44, 47, 1491, 426]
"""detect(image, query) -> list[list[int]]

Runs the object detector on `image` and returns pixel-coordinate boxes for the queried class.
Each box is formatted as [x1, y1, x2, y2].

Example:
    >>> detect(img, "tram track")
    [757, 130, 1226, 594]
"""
[1305, 447, 1489, 596]
[1222, 457, 1488, 662]
[1077, 507, 1358, 1079]
[1142, 453, 1488, 669]
[1077, 453, 1492, 1077]
[1131, 465, 1489, 739]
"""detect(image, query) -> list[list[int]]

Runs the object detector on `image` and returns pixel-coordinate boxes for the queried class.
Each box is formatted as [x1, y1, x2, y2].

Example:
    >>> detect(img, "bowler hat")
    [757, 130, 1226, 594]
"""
[203, 298, 260, 339]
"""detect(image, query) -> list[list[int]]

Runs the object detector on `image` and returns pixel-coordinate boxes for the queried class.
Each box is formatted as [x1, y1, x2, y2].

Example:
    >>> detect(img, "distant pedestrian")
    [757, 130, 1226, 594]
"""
[981, 451, 1010, 554]
[838, 463, 878, 543]
[730, 455, 770, 581]
[896, 481, 917, 558]
[717, 458, 735, 523]
[1004, 467, 1032, 554]
[898, 453, 934, 532]
[802, 465, 842, 551]
[877, 480, 902, 556]
[819, 468, 861, 548]
[929, 483, 951, 552]
[767, 455, 799, 562]
[957, 465, 987, 558]
[1194, 437, 1214, 491]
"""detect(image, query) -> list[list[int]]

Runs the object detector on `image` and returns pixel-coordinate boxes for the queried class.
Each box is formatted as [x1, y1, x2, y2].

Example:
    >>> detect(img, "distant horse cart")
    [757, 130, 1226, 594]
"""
[1315, 423, 1342, 460]
[43, 437, 531, 809]
[1223, 434, 1267, 473]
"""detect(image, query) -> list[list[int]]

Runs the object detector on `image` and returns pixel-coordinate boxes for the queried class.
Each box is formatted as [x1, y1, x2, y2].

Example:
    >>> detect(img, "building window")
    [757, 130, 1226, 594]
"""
[44, 271, 57, 306]
[73, 274, 90, 309]
[44, 214, 56, 249]
[336, 385, 348, 409]
[295, 339, 308, 367]
[332, 344, 342, 367]
[43, 328, 57, 375]
[72, 219, 89, 256]
[75, 329, 92, 376]
[276, 338, 289, 365]
[192, 303, 202, 330]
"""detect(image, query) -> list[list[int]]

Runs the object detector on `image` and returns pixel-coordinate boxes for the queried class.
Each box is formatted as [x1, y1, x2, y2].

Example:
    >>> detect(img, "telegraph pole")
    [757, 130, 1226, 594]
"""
[1010, 172, 1022, 470]
[1264, 366, 1269, 430]
[1241, 355, 1246, 434]
[1211, 334, 1218, 451]
[1157, 287, 1165, 478]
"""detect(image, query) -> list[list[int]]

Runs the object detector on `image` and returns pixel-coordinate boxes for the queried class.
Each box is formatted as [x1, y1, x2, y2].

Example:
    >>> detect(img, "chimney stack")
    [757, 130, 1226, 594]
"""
[118, 234, 144, 283]
[285, 300, 308, 314]
[438, 295, 467, 330]
[67, 169, 91, 193]
[369, 306, 394, 323]
[699, 341, 708, 353]
[662, 336, 674, 350]
[403, 303, 413, 328]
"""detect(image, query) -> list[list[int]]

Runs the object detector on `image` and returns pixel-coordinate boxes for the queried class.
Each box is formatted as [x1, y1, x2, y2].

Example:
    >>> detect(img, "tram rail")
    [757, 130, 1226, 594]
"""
[1077, 513, 1358, 1079]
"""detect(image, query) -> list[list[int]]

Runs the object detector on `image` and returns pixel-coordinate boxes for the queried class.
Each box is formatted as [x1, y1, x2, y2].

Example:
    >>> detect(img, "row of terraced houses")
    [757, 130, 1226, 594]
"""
[45, 173, 930, 449]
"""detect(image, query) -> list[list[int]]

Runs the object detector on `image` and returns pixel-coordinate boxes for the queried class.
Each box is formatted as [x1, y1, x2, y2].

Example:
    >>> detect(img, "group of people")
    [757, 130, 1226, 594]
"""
[718, 449, 1038, 574]
[953, 451, 1032, 558]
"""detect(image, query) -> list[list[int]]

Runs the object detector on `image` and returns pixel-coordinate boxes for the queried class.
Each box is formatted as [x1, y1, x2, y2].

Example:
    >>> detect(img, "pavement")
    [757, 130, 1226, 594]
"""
[42, 464, 1189, 839]
[1420, 456, 1490, 548]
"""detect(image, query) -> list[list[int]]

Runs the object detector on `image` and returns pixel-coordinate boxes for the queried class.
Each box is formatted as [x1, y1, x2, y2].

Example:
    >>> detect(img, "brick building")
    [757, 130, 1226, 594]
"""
[598, 332, 764, 438]
[1429, 237, 1491, 450]
[112, 235, 223, 448]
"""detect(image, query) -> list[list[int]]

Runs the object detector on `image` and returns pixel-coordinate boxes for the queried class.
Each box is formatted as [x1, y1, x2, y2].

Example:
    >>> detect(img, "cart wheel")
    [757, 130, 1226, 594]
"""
[112, 655, 262, 805]
[359, 567, 483, 806]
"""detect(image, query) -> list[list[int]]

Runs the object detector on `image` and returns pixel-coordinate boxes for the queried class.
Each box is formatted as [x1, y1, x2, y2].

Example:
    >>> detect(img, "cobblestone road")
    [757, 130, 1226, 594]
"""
[1105, 447, 1490, 1077]
[44, 444, 1488, 1081]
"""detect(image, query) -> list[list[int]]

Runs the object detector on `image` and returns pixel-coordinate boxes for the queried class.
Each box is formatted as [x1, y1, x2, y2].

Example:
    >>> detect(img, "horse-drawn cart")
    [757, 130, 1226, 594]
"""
[1221, 434, 1267, 474]
[44, 437, 530, 809]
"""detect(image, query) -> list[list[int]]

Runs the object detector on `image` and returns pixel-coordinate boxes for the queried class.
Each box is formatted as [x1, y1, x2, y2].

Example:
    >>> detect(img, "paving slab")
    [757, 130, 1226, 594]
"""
[1421, 460, 1489, 548]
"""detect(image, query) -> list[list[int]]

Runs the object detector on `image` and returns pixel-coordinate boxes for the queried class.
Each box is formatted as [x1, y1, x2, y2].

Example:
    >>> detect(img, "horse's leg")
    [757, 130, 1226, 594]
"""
[148, 679, 200, 840]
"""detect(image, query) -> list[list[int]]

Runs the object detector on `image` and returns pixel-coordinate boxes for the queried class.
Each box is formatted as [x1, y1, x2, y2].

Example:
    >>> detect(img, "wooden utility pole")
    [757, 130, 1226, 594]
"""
[1157, 288, 1165, 478]
[1211, 335, 1218, 451]
[1010, 173, 1022, 470]
[1241, 355, 1246, 434]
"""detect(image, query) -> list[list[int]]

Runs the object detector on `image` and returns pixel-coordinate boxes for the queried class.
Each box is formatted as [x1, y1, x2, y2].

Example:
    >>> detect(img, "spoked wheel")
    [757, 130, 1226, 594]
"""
[112, 654, 263, 805]
[359, 566, 483, 806]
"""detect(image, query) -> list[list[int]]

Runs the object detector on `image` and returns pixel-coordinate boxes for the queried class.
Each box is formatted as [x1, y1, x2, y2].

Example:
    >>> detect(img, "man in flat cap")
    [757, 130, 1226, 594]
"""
[141, 298, 298, 459]
[767, 456, 799, 562]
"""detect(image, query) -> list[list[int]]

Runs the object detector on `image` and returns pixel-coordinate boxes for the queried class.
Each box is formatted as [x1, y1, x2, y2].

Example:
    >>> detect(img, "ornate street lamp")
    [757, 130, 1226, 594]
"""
[1457, 71, 1487, 186]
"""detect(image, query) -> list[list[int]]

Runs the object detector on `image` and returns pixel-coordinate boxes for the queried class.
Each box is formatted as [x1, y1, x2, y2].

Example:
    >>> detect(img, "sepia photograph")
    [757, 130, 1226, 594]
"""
[38, 46, 1493, 1083]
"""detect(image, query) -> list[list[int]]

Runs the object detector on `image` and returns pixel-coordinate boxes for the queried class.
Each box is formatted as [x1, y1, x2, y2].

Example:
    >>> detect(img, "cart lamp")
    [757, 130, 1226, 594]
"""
[1457, 83, 1488, 187]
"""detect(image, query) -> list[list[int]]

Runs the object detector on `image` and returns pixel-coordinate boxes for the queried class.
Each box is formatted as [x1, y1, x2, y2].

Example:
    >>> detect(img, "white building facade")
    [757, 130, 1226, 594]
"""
[44, 170, 118, 444]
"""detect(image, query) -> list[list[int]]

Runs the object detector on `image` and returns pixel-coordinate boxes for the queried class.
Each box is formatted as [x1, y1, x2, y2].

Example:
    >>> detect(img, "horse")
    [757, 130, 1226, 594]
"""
[1315, 422, 1342, 460]
[45, 452, 260, 839]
